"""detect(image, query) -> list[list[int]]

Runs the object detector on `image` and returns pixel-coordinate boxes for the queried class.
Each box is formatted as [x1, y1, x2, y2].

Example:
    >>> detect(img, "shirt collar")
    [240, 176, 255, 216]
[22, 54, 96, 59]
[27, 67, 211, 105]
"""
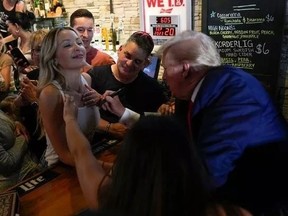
[191, 76, 206, 103]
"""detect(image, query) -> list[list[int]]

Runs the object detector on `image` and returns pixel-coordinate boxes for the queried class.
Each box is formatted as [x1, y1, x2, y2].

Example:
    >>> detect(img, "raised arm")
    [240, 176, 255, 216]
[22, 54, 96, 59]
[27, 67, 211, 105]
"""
[63, 94, 108, 209]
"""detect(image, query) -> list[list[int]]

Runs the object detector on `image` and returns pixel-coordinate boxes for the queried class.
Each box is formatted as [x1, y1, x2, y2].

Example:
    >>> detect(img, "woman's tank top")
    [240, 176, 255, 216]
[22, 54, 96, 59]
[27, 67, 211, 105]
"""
[44, 76, 100, 166]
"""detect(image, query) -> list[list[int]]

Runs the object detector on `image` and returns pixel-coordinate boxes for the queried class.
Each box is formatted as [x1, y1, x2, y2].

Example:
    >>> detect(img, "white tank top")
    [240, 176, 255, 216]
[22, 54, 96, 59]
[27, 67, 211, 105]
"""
[45, 76, 100, 166]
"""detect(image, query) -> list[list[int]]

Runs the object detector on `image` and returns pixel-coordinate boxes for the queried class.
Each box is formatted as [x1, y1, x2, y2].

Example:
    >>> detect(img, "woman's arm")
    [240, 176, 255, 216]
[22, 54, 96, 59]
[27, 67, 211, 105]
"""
[0, 54, 13, 91]
[0, 65, 12, 91]
[97, 118, 128, 139]
[63, 94, 108, 209]
[14, 76, 38, 107]
[1, 35, 17, 45]
[38, 85, 75, 166]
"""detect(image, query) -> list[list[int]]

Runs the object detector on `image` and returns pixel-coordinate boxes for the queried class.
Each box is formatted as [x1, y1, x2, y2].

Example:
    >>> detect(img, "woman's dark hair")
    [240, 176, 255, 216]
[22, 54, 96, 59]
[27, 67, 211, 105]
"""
[100, 115, 210, 216]
[7, 11, 35, 31]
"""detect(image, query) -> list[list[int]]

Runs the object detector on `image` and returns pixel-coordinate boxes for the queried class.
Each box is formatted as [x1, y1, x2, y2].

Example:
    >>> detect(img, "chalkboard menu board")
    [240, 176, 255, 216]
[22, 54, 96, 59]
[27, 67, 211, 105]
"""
[202, 0, 285, 95]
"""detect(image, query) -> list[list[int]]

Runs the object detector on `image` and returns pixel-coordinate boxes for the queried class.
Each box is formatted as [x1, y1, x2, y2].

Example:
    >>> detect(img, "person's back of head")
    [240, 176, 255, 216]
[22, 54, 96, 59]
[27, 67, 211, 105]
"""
[31, 29, 49, 51]
[100, 115, 210, 216]
[157, 30, 221, 71]
[31, 29, 48, 66]
[70, 9, 94, 27]
[6, 11, 35, 31]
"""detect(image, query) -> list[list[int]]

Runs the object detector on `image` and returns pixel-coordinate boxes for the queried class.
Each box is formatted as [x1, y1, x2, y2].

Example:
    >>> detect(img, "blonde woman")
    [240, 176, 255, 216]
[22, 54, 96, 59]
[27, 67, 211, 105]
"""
[38, 27, 101, 167]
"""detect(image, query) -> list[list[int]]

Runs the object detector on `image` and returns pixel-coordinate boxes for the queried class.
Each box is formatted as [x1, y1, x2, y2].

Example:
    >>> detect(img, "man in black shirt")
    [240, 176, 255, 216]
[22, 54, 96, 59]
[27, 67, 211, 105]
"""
[85, 31, 168, 140]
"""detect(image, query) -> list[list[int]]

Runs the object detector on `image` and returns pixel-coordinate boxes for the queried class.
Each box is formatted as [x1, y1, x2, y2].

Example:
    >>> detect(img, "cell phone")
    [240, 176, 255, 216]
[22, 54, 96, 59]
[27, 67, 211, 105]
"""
[10, 47, 30, 68]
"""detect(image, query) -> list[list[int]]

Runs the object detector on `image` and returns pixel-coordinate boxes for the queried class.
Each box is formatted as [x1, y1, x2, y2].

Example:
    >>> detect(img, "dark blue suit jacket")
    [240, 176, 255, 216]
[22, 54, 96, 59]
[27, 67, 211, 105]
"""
[190, 65, 288, 188]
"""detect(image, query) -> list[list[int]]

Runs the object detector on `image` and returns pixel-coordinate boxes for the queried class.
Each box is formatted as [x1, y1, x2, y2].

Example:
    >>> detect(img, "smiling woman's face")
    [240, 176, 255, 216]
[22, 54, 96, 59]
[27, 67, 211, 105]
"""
[55, 29, 87, 71]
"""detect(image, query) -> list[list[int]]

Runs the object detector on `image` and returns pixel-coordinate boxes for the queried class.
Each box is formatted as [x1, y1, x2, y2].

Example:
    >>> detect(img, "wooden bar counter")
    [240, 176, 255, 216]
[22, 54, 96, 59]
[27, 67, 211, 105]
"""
[10, 164, 88, 216]
[5, 147, 118, 216]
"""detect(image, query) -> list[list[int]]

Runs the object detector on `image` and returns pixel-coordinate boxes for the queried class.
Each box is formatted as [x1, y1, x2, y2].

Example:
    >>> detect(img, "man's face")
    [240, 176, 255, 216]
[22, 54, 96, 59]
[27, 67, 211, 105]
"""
[162, 51, 186, 99]
[116, 42, 148, 82]
[72, 17, 94, 50]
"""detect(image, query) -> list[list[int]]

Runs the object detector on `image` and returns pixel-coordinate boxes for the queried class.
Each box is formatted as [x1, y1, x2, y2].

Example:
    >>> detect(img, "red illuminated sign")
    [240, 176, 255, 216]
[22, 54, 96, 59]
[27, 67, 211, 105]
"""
[152, 26, 176, 36]
[156, 16, 172, 24]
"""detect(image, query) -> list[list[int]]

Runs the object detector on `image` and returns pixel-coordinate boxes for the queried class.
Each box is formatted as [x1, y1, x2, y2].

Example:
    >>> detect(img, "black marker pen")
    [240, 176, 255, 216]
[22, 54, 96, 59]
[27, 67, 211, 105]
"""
[98, 87, 125, 106]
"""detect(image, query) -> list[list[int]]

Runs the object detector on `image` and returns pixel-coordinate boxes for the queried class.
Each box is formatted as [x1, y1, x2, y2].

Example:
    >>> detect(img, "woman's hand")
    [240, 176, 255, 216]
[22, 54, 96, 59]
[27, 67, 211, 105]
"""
[19, 76, 38, 104]
[82, 84, 102, 107]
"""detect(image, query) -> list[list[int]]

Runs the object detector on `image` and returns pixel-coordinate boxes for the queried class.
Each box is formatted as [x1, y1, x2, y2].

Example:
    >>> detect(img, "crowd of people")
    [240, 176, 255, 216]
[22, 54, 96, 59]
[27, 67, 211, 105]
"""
[0, 5, 287, 216]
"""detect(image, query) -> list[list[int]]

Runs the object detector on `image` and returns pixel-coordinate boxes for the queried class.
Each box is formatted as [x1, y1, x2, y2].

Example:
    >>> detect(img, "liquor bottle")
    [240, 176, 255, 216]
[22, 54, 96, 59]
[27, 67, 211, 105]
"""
[112, 29, 117, 52]
[38, 0, 46, 17]
[94, 24, 102, 48]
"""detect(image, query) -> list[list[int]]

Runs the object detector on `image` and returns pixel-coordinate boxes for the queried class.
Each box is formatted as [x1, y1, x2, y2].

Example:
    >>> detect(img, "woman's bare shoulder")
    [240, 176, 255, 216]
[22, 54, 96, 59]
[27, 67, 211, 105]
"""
[81, 73, 92, 86]
[39, 84, 60, 97]
[39, 84, 62, 107]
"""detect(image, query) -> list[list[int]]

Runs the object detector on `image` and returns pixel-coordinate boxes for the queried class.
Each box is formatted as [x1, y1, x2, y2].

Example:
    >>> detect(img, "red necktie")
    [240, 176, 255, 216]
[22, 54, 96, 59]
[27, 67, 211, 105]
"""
[187, 101, 194, 139]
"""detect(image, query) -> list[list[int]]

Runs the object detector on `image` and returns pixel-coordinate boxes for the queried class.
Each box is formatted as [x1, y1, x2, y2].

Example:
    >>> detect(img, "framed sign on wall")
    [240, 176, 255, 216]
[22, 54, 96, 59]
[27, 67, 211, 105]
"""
[140, 0, 193, 46]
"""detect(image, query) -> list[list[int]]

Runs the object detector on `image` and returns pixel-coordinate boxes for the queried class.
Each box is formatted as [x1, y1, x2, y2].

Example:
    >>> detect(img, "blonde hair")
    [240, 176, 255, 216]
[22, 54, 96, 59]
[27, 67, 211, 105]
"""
[38, 27, 79, 92]
[31, 29, 49, 50]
